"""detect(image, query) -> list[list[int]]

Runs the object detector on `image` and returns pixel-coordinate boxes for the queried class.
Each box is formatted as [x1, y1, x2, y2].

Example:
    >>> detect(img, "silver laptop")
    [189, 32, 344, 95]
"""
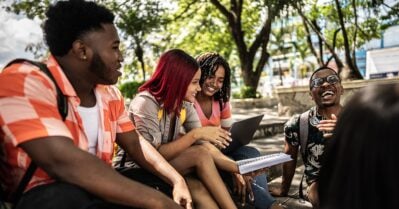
[222, 114, 264, 154]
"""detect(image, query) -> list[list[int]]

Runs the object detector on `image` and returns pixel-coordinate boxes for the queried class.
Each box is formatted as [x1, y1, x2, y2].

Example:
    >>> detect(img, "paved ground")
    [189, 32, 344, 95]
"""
[232, 107, 312, 209]
[249, 135, 312, 209]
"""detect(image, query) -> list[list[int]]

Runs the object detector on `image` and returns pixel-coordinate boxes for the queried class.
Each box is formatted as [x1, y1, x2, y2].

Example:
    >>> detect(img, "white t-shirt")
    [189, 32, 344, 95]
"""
[77, 103, 99, 154]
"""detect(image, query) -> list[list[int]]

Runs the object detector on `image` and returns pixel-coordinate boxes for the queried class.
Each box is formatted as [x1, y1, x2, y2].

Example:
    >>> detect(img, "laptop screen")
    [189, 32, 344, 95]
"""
[222, 114, 264, 154]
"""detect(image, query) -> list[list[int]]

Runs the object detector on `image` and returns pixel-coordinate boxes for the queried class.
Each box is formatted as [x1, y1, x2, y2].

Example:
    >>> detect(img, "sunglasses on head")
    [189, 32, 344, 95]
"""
[310, 74, 340, 89]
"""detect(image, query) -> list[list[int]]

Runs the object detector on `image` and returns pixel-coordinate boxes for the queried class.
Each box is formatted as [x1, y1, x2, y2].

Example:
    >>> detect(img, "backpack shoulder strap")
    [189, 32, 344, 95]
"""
[299, 110, 310, 157]
[5, 59, 68, 120]
[298, 109, 310, 200]
[4, 59, 68, 204]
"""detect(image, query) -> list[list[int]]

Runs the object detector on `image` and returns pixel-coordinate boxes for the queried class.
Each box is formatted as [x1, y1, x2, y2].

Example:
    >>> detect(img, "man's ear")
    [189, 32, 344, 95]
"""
[72, 39, 87, 61]
[309, 91, 314, 100]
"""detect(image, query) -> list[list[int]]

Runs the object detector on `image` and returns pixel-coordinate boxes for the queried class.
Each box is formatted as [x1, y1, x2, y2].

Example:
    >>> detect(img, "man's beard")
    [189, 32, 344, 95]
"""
[88, 52, 110, 84]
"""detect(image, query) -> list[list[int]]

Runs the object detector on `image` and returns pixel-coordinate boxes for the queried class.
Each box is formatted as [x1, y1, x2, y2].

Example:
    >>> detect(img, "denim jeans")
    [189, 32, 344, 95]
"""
[225, 146, 276, 209]
[15, 168, 171, 209]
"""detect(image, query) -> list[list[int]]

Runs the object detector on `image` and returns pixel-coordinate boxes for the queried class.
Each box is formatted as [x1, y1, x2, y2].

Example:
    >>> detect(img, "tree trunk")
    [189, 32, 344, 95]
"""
[294, 3, 345, 71]
[301, 15, 323, 66]
[334, 0, 363, 79]
[134, 37, 146, 81]
[210, 0, 273, 93]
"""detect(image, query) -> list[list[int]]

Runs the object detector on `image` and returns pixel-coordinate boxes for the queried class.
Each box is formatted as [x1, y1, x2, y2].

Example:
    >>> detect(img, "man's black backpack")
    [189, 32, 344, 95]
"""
[0, 59, 68, 207]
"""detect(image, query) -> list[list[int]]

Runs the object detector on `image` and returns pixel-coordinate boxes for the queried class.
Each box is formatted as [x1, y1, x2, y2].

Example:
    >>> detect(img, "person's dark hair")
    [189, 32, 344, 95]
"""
[309, 66, 340, 89]
[318, 83, 399, 209]
[196, 52, 231, 105]
[44, 0, 115, 56]
[139, 49, 199, 116]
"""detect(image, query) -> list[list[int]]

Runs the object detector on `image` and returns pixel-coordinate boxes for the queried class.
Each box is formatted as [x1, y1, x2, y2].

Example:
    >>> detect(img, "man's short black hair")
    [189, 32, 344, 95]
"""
[43, 0, 115, 56]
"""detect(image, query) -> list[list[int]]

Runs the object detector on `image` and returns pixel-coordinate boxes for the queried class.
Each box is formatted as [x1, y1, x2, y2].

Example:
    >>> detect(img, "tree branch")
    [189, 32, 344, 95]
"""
[173, 0, 198, 21]
[248, 6, 272, 58]
[209, 0, 234, 20]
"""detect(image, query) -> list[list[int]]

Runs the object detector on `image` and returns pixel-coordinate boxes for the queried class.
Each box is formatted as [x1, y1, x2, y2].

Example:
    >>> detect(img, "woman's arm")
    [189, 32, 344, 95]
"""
[117, 131, 192, 208]
[158, 126, 231, 160]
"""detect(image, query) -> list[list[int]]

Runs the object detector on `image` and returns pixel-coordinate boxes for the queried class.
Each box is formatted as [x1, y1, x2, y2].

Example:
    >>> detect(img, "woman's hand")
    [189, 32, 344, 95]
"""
[193, 126, 232, 148]
[232, 173, 254, 206]
[242, 168, 268, 178]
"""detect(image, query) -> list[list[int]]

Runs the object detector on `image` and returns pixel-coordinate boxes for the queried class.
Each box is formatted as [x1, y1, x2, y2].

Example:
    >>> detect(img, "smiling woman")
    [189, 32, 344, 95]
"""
[114, 49, 240, 209]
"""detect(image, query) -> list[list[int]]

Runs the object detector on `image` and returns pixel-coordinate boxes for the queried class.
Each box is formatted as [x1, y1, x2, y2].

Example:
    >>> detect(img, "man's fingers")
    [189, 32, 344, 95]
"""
[323, 132, 333, 138]
[185, 200, 193, 209]
[244, 176, 254, 203]
[240, 184, 246, 206]
[178, 197, 192, 209]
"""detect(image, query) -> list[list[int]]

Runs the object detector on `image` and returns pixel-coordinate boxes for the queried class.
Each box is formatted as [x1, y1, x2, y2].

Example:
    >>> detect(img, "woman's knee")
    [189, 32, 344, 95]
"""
[186, 176, 208, 194]
[187, 145, 213, 166]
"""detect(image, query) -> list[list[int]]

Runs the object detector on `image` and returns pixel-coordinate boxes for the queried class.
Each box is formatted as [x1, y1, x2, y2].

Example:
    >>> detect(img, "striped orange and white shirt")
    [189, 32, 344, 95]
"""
[0, 55, 134, 196]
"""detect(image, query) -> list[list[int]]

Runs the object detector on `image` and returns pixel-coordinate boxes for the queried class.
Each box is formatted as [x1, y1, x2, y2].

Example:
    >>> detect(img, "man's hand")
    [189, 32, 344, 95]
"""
[172, 179, 193, 209]
[317, 114, 337, 138]
[269, 187, 288, 197]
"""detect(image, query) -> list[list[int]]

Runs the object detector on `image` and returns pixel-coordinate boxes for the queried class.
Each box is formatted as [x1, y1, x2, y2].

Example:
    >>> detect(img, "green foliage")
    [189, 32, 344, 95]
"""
[118, 81, 145, 99]
[233, 86, 261, 99]
[380, 2, 399, 30]
[162, 1, 235, 59]
[4, 0, 50, 19]
[5, 0, 399, 86]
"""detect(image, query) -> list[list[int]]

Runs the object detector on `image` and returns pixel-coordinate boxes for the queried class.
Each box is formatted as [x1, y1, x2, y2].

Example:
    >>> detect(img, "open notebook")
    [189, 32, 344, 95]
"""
[237, 153, 292, 174]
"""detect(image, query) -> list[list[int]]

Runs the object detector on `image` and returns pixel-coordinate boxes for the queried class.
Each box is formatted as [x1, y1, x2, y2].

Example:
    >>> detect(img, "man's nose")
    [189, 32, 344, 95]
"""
[321, 79, 330, 87]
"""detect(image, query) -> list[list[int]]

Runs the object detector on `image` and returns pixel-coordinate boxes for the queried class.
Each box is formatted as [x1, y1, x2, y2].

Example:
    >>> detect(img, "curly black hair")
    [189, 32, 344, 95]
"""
[43, 0, 114, 56]
[196, 52, 231, 106]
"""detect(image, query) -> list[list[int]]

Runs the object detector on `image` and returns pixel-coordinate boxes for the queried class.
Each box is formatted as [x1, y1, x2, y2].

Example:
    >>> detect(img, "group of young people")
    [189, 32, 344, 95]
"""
[0, 1, 281, 209]
[1, 1, 398, 209]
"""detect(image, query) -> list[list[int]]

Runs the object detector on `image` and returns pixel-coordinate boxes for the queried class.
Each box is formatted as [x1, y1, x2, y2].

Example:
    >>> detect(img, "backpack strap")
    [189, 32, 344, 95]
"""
[298, 110, 310, 200]
[299, 110, 310, 157]
[5, 59, 68, 120]
[4, 59, 68, 204]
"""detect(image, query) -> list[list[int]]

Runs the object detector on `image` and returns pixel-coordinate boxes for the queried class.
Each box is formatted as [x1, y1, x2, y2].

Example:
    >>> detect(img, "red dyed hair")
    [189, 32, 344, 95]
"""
[139, 49, 199, 115]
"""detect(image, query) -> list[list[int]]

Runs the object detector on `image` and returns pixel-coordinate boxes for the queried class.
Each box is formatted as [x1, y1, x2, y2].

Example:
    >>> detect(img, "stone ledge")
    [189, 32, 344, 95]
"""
[231, 98, 278, 109]
[276, 77, 399, 116]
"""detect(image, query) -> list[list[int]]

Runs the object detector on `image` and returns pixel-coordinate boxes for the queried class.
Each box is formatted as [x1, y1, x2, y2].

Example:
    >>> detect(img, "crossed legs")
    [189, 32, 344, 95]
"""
[169, 145, 236, 209]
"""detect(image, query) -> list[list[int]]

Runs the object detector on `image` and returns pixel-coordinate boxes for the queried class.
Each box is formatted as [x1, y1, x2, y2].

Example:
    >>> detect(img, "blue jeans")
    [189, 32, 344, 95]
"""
[226, 146, 276, 209]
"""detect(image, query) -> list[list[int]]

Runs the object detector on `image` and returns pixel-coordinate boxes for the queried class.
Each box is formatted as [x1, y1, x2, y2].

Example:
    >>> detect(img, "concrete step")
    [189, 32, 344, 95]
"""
[268, 166, 312, 209]
[232, 107, 288, 139]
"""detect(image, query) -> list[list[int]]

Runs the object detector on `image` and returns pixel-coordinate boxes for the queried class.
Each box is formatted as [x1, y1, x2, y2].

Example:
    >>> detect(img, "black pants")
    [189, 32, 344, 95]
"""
[15, 168, 172, 209]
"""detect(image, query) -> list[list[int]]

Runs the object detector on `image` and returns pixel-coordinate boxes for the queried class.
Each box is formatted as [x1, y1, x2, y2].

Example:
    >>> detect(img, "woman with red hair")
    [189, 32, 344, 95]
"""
[115, 49, 238, 209]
